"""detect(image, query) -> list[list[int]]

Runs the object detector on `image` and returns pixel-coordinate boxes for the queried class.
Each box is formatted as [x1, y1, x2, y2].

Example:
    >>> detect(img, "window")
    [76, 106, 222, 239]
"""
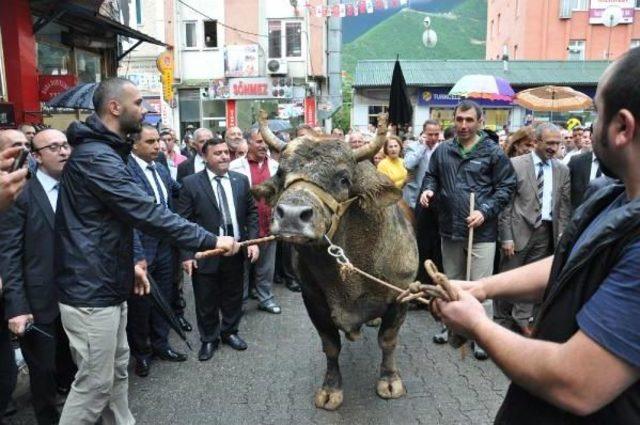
[285, 22, 302, 57]
[490, 19, 494, 39]
[568, 39, 586, 60]
[135, 0, 143, 26]
[37, 41, 72, 75]
[637, 0, 640, 8]
[268, 20, 303, 59]
[203, 20, 218, 48]
[368, 106, 388, 127]
[183, 21, 197, 48]
[76, 49, 101, 83]
[560, 0, 589, 17]
[631, 39, 640, 49]
[497, 13, 501, 34]
[514, 44, 518, 59]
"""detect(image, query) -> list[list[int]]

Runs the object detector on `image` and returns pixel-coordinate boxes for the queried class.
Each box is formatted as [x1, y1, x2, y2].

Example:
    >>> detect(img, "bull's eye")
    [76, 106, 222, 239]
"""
[339, 176, 351, 188]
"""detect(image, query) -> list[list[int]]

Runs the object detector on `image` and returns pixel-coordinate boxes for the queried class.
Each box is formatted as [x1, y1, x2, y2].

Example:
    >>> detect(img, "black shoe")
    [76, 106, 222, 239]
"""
[154, 347, 187, 362]
[472, 341, 488, 361]
[221, 334, 248, 351]
[198, 341, 218, 362]
[135, 359, 150, 377]
[177, 315, 193, 332]
[286, 281, 302, 292]
[433, 327, 448, 344]
[258, 300, 282, 314]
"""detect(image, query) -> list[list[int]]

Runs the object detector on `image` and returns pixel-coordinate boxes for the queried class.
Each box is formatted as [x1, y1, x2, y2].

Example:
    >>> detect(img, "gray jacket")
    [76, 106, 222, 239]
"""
[402, 140, 437, 208]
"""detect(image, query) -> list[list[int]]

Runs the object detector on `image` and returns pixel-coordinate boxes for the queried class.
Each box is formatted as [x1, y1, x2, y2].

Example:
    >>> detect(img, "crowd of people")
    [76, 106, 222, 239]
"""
[0, 47, 638, 424]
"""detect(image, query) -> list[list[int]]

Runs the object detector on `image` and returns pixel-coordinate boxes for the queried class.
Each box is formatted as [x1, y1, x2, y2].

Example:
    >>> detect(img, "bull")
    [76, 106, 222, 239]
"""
[254, 112, 419, 411]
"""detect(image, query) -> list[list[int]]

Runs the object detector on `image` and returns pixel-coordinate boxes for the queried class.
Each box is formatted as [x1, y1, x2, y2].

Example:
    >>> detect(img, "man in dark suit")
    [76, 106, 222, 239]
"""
[0, 129, 76, 424]
[568, 149, 607, 210]
[176, 127, 211, 183]
[127, 125, 187, 377]
[178, 138, 259, 361]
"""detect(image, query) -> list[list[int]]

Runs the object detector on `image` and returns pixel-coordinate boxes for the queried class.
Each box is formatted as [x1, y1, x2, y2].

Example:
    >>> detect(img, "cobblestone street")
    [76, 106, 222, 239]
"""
[8, 280, 509, 425]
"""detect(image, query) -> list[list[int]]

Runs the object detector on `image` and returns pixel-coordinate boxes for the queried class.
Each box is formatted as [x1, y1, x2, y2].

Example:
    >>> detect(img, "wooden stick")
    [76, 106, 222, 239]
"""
[466, 193, 475, 281]
[195, 235, 277, 260]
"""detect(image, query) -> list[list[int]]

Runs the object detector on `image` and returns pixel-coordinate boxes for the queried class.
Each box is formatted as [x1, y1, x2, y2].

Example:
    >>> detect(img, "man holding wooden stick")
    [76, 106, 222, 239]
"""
[419, 99, 516, 360]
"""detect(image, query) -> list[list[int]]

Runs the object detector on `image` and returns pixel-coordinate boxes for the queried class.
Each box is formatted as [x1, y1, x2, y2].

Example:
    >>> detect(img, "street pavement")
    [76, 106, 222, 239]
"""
[7, 280, 509, 425]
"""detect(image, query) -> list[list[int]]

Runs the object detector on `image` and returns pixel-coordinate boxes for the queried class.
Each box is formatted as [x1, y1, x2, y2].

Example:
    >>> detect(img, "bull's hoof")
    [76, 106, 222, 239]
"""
[376, 374, 406, 399]
[314, 387, 344, 411]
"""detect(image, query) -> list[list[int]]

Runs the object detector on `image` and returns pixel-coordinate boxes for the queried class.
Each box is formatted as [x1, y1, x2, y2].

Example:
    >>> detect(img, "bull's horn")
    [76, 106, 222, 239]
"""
[256, 109, 287, 152]
[353, 113, 388, 162]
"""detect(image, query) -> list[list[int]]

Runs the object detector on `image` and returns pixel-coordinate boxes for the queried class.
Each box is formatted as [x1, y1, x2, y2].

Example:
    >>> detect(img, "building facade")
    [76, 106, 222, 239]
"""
[0, 0, 163, 129]
[171, 0, 329, 137]
[487, 0, 640, 61]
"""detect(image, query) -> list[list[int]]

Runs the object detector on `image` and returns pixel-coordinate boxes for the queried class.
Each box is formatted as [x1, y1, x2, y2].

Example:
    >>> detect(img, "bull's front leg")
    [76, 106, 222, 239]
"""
[314, 328, 343, 410]
[376, 302, 407, 399]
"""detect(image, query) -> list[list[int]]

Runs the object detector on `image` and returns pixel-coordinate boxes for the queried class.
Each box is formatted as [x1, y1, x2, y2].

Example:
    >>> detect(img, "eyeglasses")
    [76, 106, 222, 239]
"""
[33, 142, 71, 153]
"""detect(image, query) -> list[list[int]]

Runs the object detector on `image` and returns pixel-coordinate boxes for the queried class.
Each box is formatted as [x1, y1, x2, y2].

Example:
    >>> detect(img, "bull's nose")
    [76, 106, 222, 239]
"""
[275, 204, 314, 223]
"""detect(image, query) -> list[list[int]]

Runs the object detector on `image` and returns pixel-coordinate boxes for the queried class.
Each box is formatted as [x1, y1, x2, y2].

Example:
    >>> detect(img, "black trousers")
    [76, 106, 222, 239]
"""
[19, 317, 75, 425]
[275, 241, 299, 285]
[192, 253, 244, 343]
[415, 203, 443, 284]
[171, 246, 187, 316]
[0, 321, 16, 423]
[128, 242, 174, 361]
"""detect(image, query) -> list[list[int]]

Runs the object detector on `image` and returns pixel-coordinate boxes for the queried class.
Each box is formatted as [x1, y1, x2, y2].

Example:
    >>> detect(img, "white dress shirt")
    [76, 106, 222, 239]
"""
[589, 153, 601, 182]
[132, 154, 168, 205]
[194, 155, 206, 174]
[532, 152, 553, 222]
[206, 169, 240, 240]
[36, 169, 60, 212]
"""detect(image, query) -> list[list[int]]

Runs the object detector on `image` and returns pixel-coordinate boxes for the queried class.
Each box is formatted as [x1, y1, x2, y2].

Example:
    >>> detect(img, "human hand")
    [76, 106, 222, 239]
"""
[182, 259, 197, 277]
[247, 244, 259, 263]
[501, 241, 515, 258]
[8, 314, 34, 336]
[419, 190, 434, 208]
[216, 236, 240, 256]
[466, 210, 485, 228]
[133, 261, 150, 296]
[435, 290, 489, 340]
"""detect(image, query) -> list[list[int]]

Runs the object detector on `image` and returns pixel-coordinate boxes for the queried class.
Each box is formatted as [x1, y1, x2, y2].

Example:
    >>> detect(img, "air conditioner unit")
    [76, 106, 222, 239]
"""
[267, 58, 288, 75]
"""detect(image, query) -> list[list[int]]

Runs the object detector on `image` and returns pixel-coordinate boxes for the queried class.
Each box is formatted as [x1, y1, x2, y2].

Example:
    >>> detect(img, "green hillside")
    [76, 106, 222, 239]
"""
[342, 0, 487, 77]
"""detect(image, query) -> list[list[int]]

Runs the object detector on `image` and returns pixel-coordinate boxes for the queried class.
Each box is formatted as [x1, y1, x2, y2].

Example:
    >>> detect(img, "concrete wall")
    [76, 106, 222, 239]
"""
[487, 0, 640, 60]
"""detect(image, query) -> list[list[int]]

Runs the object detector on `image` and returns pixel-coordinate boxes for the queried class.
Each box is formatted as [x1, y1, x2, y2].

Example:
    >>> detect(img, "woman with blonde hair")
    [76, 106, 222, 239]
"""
[504, 126, 535, 158]
[377, 135, 407, 188]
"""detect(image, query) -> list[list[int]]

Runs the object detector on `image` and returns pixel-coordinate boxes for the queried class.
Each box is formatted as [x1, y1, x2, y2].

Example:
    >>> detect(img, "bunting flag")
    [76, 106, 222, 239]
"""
[304, 0, 408, 18]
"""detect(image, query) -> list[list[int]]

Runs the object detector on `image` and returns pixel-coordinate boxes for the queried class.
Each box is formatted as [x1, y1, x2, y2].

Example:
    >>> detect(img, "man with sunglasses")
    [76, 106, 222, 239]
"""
[0, 129, 76, 424]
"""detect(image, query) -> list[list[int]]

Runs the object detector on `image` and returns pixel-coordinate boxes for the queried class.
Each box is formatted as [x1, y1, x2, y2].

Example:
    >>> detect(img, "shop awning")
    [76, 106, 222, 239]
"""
[31, 0, 165, 58]
[354, 60, 609, 88]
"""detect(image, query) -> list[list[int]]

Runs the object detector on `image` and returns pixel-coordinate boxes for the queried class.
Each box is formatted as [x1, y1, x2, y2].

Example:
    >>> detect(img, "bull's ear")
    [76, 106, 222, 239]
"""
[353, 163, 402, 209]
[252, 178, 281, 206]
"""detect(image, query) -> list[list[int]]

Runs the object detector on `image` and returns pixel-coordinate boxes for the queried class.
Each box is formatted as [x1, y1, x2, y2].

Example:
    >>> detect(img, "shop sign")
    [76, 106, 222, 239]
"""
[304, 96, 317, 126]
[226, 100, 237, 128]
[213, 77, 293, 100]
[38, 75, 77, 102]
[224, 45, 259, 78]
[589, 0, 634, 25]
[417, 87, 513, 107]
[156, 51, 174, 102]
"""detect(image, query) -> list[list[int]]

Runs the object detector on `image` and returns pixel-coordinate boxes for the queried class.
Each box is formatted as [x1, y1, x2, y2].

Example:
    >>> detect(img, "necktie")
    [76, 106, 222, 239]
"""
[214, 176, 234, 237]
[147, 164, 166, 206]
[535, 161, 545, 228]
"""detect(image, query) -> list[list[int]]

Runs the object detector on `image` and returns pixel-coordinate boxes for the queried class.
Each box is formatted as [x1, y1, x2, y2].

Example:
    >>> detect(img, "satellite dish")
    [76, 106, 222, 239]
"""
[422, 29, 438, 48]
[602, 5, 623, 28]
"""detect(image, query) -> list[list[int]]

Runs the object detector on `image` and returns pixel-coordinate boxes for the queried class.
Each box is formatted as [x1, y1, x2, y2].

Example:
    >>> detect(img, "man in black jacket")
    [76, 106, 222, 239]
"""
[0, 129, 76, 424]
[419, 100, 517, 359]
[433, 47, 640, 424]
[55, 77, 239, 425]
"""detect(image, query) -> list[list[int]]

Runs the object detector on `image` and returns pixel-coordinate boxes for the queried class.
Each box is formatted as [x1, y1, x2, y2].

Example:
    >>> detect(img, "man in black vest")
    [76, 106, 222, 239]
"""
[432, 47, 640, 424]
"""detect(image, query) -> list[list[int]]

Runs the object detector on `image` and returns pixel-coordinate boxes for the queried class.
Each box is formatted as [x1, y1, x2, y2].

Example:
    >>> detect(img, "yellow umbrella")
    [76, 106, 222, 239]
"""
[514, 85, 593, 112]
